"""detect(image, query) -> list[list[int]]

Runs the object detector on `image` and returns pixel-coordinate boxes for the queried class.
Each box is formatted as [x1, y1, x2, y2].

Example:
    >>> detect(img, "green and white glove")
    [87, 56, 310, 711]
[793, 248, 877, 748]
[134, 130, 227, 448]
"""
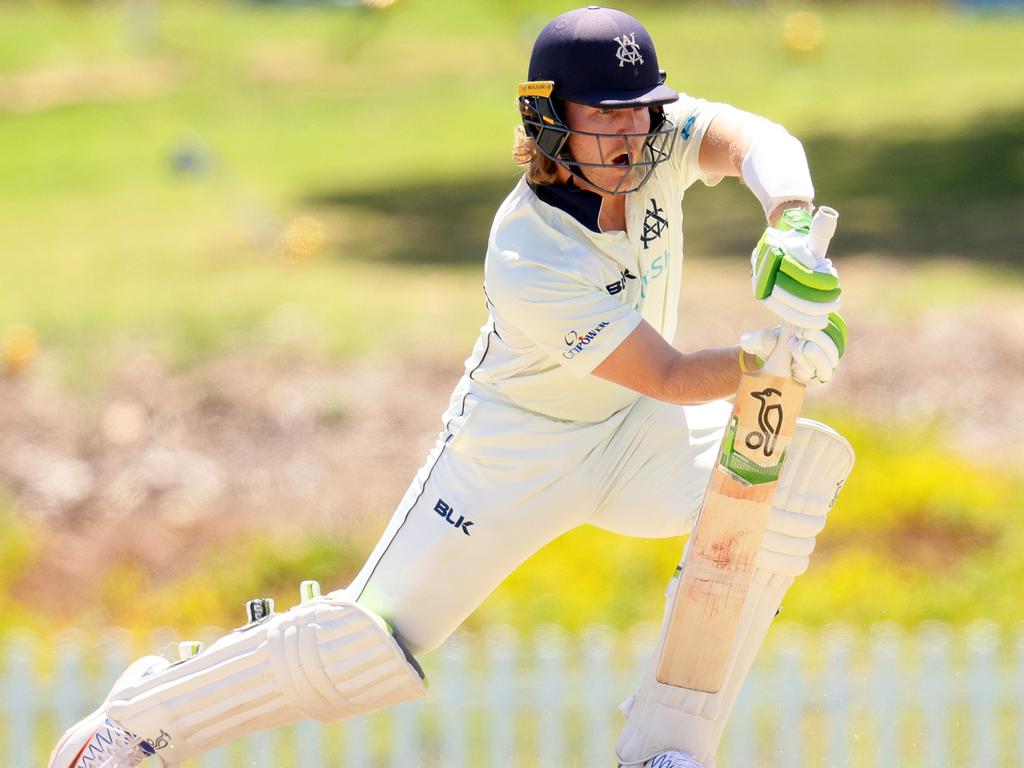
[751, 207, 841, 330]
[741, 313, 848, 385]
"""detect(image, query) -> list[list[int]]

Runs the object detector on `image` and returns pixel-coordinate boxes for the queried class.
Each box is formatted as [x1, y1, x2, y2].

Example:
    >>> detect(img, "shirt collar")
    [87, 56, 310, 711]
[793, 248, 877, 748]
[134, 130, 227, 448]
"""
[531, 177, 604, 233]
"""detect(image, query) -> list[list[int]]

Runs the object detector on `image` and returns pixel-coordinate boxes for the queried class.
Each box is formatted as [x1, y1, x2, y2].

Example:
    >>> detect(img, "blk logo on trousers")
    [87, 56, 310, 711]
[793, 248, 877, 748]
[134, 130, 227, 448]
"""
[434, 498, 473, 536]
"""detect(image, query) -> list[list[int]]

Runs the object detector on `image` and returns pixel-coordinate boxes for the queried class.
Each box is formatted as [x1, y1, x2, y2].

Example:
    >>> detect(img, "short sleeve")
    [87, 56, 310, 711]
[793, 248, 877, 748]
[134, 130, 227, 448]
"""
[487, 253, 643, 380]
[664, 93, 726, 189]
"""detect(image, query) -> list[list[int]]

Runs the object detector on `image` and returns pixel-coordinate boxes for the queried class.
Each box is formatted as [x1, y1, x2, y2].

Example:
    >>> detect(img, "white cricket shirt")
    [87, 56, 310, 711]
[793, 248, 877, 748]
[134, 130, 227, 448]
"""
[459, 96, 724, 424]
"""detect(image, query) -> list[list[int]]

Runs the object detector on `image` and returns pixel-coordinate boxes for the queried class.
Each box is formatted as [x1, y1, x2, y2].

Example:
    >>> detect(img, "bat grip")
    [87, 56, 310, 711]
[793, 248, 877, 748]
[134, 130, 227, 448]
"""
[807, 205, 839, 261]
[762, 323, 794, 377]
[761, 206, 839, 378]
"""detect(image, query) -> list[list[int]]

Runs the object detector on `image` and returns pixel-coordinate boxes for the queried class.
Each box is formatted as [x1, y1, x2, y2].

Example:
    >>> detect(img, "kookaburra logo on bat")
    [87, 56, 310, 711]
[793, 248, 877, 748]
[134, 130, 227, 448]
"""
[745, 387, 784, 458]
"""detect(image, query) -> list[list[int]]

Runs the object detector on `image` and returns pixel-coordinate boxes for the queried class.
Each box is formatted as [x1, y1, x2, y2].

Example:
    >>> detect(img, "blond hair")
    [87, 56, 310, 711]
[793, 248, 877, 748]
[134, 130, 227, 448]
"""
[513, 125, 559, 186]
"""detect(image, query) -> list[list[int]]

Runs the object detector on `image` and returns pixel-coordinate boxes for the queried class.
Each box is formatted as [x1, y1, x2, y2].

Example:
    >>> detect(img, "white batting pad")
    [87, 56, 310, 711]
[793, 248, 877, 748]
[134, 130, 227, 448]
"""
[106, 591, 427, 766]
[616, 421, 854, 767]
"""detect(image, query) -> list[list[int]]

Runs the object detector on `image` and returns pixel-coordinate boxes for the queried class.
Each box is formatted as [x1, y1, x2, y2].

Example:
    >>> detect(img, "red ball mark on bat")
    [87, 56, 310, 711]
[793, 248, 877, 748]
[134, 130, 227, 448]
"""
[709, 536, 739, 569]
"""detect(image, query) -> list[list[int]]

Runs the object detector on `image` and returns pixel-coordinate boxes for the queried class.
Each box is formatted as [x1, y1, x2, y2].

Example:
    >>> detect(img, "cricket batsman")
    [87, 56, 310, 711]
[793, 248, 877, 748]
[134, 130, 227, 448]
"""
[51, 7, 853, 767]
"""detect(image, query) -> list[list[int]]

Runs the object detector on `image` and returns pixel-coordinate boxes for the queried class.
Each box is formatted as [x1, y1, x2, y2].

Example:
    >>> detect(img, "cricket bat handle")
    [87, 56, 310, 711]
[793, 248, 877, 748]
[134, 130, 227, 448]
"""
[762, 206, 839, 377]
[807, 205, 839, 259]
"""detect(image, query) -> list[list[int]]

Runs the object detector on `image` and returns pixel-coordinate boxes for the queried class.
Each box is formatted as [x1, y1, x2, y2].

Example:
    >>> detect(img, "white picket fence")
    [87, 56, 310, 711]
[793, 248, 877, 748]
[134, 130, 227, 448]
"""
[2, 621, 1022, 767]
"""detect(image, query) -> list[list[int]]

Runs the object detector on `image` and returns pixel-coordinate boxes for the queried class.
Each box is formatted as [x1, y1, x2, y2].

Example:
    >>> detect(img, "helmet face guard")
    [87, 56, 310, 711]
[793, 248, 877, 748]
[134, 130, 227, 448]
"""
[519, 80, 678, 196]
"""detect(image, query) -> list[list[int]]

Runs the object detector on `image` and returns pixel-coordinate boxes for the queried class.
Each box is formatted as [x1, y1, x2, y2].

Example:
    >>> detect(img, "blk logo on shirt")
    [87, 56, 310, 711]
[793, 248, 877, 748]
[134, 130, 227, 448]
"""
[641, 199, 668, 249]
[606, 268, 638, 295]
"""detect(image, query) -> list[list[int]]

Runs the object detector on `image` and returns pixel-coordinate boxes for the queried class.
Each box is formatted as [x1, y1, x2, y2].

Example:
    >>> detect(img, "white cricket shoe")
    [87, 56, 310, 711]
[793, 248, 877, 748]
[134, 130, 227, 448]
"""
[48, 655, 170, 768]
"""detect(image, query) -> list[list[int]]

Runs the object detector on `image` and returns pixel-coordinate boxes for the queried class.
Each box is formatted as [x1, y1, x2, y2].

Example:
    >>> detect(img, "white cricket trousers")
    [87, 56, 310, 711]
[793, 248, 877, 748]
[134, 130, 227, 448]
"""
[347, 387, 731, 655]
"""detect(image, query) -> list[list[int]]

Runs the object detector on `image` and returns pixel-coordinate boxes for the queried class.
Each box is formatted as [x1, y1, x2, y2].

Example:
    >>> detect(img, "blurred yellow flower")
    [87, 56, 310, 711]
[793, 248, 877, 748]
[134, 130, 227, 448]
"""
[783, 11, 825, 55]
[3, 324, 38, 375]
[278, 215, 327, 263]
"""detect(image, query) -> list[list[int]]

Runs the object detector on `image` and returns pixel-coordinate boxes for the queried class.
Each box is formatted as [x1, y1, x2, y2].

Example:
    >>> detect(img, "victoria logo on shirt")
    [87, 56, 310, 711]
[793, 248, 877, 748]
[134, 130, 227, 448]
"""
[640, 199, 668, 249]
[563, 321, 611, 360]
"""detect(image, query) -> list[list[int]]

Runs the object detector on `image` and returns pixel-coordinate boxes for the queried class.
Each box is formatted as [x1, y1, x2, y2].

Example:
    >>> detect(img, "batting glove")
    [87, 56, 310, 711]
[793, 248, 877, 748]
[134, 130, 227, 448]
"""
[751, 207, 841, 330]
[741, 313, 848, 386]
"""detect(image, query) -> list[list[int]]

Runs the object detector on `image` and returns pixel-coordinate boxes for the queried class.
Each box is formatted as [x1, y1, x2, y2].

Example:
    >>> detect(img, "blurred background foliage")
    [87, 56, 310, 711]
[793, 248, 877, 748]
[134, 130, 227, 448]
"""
[0, 0, 1022, 641]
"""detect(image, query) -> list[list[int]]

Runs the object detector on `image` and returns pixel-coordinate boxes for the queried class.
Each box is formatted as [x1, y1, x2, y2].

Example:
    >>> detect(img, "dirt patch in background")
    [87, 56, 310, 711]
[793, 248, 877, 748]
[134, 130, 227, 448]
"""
[0, 59, 181, 113]
[3, 258, 1022, 618]
[1, 350, 461, 616]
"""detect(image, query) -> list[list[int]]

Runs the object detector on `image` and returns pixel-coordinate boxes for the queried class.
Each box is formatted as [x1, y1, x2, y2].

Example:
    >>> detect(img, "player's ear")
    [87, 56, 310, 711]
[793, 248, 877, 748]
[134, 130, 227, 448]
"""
[520, 95, 569, 158]
[650, 105, 665, 132]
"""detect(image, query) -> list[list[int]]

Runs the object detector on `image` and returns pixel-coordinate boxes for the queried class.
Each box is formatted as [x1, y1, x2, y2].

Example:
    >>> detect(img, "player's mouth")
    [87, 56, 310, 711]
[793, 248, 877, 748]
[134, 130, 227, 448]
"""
[611, 152, 630, 166]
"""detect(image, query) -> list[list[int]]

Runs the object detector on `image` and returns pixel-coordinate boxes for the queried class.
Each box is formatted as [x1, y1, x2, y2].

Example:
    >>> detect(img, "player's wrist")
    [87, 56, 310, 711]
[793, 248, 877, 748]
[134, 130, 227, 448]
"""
[737, 347, 761, 374]
[769, 202, 813, 228]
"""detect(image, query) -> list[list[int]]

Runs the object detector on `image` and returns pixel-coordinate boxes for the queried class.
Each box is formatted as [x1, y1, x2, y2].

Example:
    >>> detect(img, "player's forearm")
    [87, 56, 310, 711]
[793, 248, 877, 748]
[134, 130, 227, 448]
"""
[698, 106, 774, 177]
[593, 323, 756, 405]
[656, 346, 747, 405]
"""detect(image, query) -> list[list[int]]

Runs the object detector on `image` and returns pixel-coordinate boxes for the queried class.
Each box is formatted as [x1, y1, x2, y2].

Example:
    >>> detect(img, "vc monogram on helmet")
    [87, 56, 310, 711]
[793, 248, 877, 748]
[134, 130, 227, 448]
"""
[614, 33, 644, 68]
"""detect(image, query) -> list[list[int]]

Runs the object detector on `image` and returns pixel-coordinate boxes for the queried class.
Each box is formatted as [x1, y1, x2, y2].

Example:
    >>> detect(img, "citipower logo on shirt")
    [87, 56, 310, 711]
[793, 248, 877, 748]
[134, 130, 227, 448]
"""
[563, 321, 611, 360]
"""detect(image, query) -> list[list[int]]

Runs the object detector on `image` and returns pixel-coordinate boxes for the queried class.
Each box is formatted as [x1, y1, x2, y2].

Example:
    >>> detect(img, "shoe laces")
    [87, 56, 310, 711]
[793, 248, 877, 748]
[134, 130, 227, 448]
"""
[645, 752, 704, 768]
[85, 721, 151, 768]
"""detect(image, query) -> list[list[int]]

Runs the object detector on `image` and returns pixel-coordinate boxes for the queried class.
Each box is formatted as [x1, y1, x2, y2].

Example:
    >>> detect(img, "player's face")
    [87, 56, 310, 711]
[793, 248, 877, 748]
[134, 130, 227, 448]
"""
[563, 101, 652, 195]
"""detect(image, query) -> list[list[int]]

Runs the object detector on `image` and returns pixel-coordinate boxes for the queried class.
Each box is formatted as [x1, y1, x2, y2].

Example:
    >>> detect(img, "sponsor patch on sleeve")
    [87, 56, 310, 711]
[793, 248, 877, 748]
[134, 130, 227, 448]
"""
[680, 113, 697, 141]
[562, 320, 612, 360]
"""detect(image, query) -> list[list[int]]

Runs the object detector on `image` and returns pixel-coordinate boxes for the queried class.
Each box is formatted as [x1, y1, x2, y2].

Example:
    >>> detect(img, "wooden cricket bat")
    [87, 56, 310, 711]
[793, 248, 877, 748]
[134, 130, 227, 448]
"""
[655, 206, 839, 693]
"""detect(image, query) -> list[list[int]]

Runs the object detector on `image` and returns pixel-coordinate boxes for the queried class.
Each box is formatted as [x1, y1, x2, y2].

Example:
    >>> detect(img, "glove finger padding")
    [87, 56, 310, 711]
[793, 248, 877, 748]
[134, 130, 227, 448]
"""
[764, 290, 836, 330]
[791, 338, 834, 384]
[790, 314, 847, 385]
[798, 329, 840, 369]
[822, 311, 848, 358]
[741, 312, 847, 387]
[751, 208, 842, 330]
[789, 344, 816, 384]
[775, 239, 839, 291]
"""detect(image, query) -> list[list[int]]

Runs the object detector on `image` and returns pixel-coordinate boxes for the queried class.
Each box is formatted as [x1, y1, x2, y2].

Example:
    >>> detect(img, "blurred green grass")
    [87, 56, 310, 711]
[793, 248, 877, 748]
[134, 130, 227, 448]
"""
[1, 1, 1022, 367]
[1, 1, 1023, 635]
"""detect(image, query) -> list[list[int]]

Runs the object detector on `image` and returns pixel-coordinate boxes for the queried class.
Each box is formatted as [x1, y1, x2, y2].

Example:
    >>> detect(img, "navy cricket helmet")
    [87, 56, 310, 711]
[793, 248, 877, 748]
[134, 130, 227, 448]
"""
[519, 6, 679, 195]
